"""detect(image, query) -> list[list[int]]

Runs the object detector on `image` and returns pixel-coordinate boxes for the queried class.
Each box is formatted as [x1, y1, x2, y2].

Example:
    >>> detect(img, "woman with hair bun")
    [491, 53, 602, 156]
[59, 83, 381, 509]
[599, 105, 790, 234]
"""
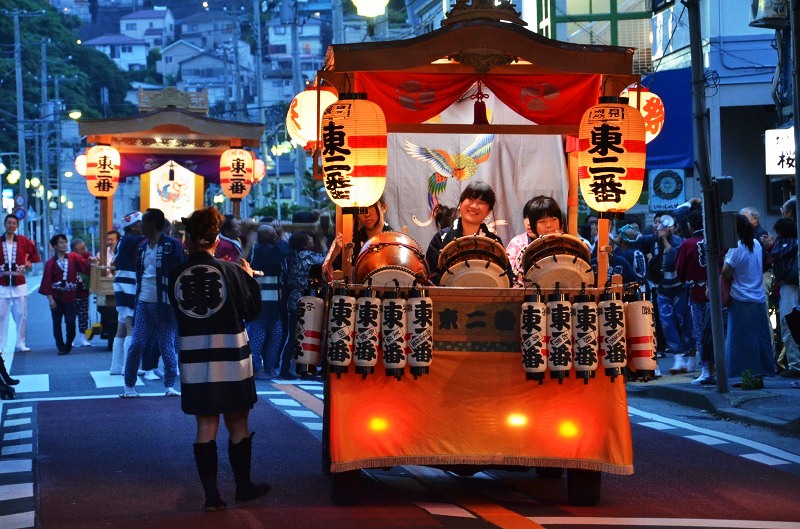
[167, 207, 270, 512]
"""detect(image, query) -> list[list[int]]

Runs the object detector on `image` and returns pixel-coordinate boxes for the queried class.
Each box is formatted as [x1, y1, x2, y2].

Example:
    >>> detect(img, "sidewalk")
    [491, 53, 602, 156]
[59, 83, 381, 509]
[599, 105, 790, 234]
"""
[627, 356, 800, 435]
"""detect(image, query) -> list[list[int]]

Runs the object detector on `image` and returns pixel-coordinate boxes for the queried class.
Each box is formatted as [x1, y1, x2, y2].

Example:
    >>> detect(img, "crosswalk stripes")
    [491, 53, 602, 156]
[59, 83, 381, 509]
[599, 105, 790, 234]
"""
[628, 407, 800, 475]
[263, 380, 324, 439]
[0, 403, 36, 529]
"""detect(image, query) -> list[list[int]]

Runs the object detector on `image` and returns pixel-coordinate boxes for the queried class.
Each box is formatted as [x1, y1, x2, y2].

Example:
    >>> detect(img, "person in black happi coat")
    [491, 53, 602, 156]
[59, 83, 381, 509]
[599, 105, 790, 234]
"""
[167, 207, 269, 512]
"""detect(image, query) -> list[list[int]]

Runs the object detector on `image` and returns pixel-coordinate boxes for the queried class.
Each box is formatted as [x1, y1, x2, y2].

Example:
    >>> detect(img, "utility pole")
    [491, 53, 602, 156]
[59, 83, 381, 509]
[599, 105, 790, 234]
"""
[685, 0, 729, 392]
[791, 0, 800, 288]
[40, 39, 50, 252]
[253, 0, 268, 210]
[290, 5, 306, 208]
[13, 12, 26, 206]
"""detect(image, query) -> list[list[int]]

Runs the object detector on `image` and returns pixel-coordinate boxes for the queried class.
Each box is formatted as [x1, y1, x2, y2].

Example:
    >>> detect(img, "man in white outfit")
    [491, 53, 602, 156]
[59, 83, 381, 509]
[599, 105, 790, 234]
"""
[0, 215, 41, 353]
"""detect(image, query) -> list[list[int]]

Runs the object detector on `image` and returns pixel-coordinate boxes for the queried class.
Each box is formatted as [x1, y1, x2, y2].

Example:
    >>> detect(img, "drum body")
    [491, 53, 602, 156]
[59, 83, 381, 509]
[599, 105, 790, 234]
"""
[355, 232, 429, 286]
[438, 236, 511, 287]
[520, 233, 594, 290]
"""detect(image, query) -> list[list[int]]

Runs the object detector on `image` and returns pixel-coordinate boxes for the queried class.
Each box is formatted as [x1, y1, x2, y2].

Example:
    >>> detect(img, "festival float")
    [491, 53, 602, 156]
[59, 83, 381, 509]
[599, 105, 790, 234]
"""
[289, 0, 662, 506]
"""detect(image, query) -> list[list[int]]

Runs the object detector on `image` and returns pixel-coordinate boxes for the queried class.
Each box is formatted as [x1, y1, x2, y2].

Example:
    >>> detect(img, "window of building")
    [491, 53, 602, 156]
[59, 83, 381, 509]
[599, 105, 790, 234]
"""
[274, 26, 286, 35]
[125, 22, 136, 31]
[546, 0, 652, 74]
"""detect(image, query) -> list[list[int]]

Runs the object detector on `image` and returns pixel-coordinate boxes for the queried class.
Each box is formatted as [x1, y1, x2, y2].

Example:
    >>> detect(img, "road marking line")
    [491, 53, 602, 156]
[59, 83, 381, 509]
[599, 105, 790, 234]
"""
[2, 444, 32, 456]
[406, 466, 546, 529]
[0, 511, 35, 529]
[274, 383, 324, 416]
[6, 407, 32, 415]
[0, 459, 32, 474]
[3, 431, 32, 441]
[638, 421, 676, 430]
[9, 375, 49, 394]
[529, 517, 800, 527]
[90, 371, 144, 388]
[268, 398, 300, 407]
[684, 434, 728, 446]
[285, 410, 318, 418]
[629, 406, 800, 463]
[2, 418, 30, 427]
[740, 453, 790, 466]
[413, 501, 476, 518]
[0, 482, 33, 501]
[302, 422, 322, 430]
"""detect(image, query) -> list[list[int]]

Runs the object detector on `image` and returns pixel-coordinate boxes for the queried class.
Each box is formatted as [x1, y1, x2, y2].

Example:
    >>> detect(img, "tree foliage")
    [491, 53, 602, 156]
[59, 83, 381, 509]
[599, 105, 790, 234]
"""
[0, 0, 136, 154]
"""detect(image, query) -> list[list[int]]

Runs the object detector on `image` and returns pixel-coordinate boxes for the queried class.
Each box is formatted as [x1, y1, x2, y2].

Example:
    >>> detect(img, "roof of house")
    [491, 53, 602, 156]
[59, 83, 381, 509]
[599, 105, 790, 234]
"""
[120, 9, 171, 20]
[161, 39, 204, 54]
[178, 11, 234, 25]
[83, 34, 148, 46]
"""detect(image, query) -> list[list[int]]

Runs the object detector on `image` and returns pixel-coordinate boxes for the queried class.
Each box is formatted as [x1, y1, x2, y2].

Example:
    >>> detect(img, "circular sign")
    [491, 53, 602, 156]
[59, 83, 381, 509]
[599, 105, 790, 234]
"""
[652, 170, 684, 200]
[13, 207, 26, 220]
[14, 195, 25, 208]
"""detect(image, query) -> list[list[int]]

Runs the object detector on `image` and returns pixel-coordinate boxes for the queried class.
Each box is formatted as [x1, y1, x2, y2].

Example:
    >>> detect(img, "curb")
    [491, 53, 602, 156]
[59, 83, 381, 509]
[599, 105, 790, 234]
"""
[628, 384, 800, 435]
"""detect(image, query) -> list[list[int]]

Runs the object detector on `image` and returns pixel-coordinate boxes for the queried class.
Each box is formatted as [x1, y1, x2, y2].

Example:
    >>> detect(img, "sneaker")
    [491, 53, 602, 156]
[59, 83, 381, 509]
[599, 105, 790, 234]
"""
[144, 370, 161, 381]
[15, 346, 31, 353]
[699, 376, 717, 385]
[120, 387, 141, 398]
[79, 335, 91, 347]
[164, 387, 180, 397]
[137, 369, 145, 376]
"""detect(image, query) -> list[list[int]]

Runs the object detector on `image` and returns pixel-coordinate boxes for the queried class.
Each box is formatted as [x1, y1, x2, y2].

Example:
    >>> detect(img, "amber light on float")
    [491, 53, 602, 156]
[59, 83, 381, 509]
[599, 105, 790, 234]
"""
[320, 93, 387, 208]
[506, 413, 529, 428]
[577, 96, 646, 219]
[368, 416, 389, 432]
[558, 420, 580, 438]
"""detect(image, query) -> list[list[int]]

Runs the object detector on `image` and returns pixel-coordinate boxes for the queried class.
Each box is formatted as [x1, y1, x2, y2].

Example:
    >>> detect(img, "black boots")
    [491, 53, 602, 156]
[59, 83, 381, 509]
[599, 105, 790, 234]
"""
[228, 433, 271, 504]
[193, 441, 227, 512]
[0, 356, 19, 385]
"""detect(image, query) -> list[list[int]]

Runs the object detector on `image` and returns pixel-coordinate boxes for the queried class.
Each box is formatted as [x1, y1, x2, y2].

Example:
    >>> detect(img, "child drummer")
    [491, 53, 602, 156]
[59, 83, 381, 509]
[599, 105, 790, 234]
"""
[425, 181, 510, 285]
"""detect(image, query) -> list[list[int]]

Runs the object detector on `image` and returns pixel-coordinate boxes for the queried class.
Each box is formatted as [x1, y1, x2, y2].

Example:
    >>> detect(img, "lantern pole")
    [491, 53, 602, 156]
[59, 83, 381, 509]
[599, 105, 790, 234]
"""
[232, 198, 241, 220]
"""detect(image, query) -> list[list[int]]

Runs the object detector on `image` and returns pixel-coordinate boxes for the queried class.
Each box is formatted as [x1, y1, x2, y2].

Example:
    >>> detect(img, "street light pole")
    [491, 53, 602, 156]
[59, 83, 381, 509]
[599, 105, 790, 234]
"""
[13, 12, 27, 205]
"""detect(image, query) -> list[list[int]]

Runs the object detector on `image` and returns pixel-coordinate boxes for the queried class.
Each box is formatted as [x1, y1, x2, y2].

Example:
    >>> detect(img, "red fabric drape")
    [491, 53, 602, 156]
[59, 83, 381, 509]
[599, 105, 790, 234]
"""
[354, 72, 602, 126]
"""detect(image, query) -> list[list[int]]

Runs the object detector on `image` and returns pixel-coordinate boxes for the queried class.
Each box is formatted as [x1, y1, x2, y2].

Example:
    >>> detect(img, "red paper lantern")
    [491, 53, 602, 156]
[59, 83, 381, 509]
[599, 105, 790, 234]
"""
[621, 86, 665, 144]
[287, 87, 338, 151]
[321, 94, 387, 208]
[219, 148, 254, 200]
[577, 97, 646, 218]
[85, 145, 121, 198]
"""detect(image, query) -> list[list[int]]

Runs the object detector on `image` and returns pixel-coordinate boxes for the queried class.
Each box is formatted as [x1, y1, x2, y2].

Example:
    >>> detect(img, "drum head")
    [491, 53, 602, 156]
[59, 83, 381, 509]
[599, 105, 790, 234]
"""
[438, 235, 509, 270]
[524, 254, 595, 291]
[355, 231, 429, 285]
[440, 260, 511, 288]
[520, 233, 591, 274]
[364, 266, 427, 287]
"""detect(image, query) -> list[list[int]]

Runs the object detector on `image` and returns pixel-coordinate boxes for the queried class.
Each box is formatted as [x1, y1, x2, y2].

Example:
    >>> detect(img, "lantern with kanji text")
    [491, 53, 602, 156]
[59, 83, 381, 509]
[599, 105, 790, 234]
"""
[219, 148, 254, 200]
[321, 94, 387, 209]
[620, 86, 665, 144]
[85, 145, 121, 198]
[577, 96, 646, 218]
[287, 87, 338, 151]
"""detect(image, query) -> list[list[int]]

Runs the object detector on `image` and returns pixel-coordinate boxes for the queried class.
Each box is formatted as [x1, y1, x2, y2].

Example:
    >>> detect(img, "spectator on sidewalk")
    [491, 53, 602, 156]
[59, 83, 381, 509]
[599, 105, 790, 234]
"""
[167, 206, 269, 512]
[39, 234, 91, 355]
[676, 210, 715, 384]
[770, 217, 800, 379]
[722, 214, 774, 378]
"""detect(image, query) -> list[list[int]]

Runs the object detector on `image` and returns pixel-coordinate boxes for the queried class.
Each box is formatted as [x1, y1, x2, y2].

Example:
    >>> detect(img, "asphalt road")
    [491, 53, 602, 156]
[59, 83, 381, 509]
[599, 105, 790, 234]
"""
[0, 279, 799, 528]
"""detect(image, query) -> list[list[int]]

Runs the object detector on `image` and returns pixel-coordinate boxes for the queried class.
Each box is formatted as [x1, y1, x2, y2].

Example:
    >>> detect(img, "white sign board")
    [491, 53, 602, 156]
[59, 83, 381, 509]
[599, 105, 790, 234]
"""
[765, 127, 795, 176]
[648, 169, 686, 212]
